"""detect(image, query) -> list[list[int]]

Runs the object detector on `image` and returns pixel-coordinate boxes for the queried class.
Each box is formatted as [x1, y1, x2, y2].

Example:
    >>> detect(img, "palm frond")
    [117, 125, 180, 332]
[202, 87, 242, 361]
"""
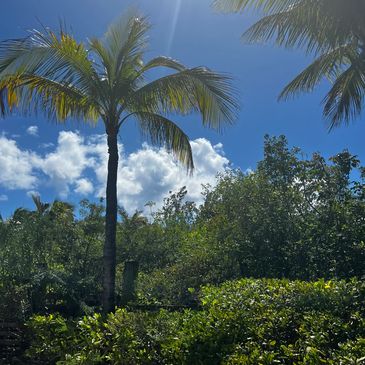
[104, 10, 149, 60]
[216, 0, 364, 54]
[0, 29, 98, 93]
[279, 44, 355, 100]
[0, 27, 103, 120]
[91, 11, 150, 84]
[215, 0, 365, 126]
[128, 67, 238, 130]
[242, 1, 355, 54]
[0, 74, 99, 122]
[112, 57, 187, 108]
[135, 112, 194, 173]
[323, 63, 365, 128]
[213, 0, 297, 14]
[140, 56, 186, 73]
[0, 86, 8, 116]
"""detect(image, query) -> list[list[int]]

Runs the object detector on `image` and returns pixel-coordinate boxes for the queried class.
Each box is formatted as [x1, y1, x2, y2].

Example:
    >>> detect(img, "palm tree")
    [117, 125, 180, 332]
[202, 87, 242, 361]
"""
[214, 0, 365, 127]
[0, 12, 237, 312]
[31, 194, 51, 216]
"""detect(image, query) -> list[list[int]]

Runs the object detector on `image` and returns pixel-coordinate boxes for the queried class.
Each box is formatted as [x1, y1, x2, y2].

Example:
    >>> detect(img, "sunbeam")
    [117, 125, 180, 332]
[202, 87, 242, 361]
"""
[166, 0, 182, 56]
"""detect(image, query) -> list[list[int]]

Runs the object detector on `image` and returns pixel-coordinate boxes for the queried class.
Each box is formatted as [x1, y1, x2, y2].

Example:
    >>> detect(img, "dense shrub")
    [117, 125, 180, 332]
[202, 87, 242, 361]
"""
[2, 137, 365, 315]
[26, 278, 365, 364]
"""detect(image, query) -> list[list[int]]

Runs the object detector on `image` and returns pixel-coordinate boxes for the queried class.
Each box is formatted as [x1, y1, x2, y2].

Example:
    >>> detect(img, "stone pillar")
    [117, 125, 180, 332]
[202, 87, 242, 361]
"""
[121, 260, 139, 305]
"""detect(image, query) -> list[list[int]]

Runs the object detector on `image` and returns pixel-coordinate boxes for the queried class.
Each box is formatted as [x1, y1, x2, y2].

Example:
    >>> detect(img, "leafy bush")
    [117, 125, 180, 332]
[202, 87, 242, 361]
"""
[0, 281, 31, 321]
[26, 278, 365, 364]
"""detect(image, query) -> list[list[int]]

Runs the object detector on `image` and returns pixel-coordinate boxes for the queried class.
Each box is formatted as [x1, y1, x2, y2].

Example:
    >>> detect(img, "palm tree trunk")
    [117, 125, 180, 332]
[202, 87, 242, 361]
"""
[102, 128, 119, 313]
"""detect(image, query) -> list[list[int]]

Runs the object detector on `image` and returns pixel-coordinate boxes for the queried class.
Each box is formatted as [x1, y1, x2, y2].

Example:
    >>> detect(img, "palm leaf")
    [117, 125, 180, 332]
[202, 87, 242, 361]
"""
[213, 0, 296, 14]
[0, 28, 103, 120]
[140, 56, 187, 73]
[135, 112, 194, 173]
[0, 29, 98, 94]
[279, 44, 356, 100]
[128, 67, 238, 130]
[242, 1, 357, 54]
[91, 11, 149, 83]
[215, 0, 365, 125]
[215, 0, 364, 54]
[0, 74, 99, 122]
[323, 63, 365, 127]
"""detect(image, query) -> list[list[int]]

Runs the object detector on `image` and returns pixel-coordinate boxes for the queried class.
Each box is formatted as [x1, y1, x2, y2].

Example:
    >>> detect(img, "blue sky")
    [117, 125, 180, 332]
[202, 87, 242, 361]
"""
[1, 0, 365, 217]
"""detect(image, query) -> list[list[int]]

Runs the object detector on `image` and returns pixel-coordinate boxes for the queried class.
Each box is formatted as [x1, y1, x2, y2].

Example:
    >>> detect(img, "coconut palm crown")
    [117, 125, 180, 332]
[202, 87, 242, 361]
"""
[0, 12, 237, 313]
[214, 0, 365, 127]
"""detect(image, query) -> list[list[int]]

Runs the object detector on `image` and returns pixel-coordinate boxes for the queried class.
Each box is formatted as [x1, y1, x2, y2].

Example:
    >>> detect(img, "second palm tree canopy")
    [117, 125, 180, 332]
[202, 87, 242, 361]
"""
[214, 0, 365, 127]
[0, 12, 238, 312]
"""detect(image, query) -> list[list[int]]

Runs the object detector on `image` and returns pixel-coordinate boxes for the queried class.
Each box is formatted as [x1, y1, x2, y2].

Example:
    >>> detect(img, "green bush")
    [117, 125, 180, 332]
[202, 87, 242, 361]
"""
[26, 279, 365, 364]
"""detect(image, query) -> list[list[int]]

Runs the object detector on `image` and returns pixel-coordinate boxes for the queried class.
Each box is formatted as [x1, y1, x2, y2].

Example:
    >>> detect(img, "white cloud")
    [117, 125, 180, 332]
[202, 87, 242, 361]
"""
[39, 132, 93, 198]
[0, 194, 8, 202]
[26, 190, 40, 198]
[75, 178, 94, 195]
[0, 132, 230, 212]
[26, 126, 39, 137]
[93, 138, 229, 212]
[0, 135, 40, 189]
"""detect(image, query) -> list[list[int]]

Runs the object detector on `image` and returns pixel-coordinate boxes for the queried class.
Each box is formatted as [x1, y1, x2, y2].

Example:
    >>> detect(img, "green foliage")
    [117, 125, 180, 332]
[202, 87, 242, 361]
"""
[133, 136, 365, 307]
[0, 10, 238, 313]
[25, 278, 365, 364]
[0, 199, 104, 318]
[1, 135, 365, 316]
[196, 135, 365, 281]
[26, 309, 182, 364]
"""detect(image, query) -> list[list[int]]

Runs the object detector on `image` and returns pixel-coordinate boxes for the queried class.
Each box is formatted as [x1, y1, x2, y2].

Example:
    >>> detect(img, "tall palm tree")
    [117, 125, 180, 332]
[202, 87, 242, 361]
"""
[0, 12, 237, 312]
[214, 0, 365, 127]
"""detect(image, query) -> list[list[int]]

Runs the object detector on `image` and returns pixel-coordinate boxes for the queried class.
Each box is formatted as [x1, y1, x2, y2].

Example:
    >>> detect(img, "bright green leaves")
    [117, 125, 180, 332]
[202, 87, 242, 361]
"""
[26, 278, 365, 364]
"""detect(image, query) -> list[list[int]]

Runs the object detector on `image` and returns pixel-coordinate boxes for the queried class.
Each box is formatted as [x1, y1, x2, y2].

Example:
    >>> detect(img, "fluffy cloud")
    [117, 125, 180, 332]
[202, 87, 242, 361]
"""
[0, 135, 40, 189]
[115, 139, 229, 212]
[75, 178, 94, 195]
[38, 132, 93, 198]
[26, 126, 39, 136]
[0, 132, 230, 212]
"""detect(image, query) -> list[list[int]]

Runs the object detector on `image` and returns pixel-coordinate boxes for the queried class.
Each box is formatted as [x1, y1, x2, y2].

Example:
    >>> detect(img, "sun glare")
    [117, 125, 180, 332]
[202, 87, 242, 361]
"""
[166, 0, 182, 56]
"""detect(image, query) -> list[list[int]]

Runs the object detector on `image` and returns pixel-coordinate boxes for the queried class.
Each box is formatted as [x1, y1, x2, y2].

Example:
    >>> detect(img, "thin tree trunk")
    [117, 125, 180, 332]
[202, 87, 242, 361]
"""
[102, 128, 118, 313]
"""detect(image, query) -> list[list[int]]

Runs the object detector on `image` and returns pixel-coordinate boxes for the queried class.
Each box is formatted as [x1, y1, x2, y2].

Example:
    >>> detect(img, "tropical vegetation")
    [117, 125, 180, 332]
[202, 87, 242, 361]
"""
[1, 3, 365, 363]
[0, 12, 237, 313]
[25, 278, 365, 364]
[1, 135, 365, 362]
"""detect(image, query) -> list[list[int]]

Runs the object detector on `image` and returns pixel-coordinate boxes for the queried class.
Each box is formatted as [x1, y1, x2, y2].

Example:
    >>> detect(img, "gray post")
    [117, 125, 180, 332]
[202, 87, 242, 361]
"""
[121, 260, 139, 305]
